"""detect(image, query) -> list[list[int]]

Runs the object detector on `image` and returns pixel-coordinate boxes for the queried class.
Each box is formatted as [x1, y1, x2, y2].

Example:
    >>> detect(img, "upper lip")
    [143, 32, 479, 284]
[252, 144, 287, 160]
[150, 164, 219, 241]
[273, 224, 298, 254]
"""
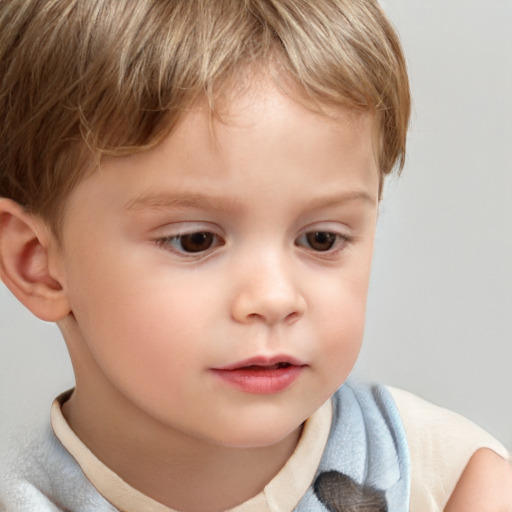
[214, 355, 307, 371]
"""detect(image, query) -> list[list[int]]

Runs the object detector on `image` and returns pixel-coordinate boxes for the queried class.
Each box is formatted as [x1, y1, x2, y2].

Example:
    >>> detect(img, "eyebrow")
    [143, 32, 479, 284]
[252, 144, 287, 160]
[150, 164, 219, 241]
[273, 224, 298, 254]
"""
[305, 191, 377, 211]
[125, 190, 376, 213]
[125, 192, 244, 213]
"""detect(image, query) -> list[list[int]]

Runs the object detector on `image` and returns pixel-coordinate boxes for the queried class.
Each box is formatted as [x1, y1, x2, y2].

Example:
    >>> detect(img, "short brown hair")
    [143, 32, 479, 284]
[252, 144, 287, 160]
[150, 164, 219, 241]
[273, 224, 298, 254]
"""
[0, 0, 410, 232]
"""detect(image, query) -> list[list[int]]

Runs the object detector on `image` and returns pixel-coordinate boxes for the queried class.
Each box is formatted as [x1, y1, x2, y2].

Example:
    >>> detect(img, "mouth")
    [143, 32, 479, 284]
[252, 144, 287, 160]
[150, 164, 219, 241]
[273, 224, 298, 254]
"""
[216, 355, 307, 372]
[239, 362, 294, 371]
[211, 356, 307, 394]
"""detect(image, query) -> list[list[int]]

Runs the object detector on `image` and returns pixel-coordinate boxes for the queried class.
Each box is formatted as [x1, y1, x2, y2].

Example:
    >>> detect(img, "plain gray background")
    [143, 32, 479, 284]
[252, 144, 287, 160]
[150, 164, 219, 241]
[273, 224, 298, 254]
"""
[1, 0, 511, 451]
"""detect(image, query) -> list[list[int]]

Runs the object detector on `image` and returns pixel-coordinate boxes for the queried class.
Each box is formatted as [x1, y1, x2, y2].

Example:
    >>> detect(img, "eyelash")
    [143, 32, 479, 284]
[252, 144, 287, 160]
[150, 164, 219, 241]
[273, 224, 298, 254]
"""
[155, 230, 351, 258]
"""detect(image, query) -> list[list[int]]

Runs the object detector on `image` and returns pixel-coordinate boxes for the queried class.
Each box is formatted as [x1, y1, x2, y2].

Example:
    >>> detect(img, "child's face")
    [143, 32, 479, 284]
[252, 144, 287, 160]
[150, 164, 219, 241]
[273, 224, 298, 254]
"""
[54, 83, 379, 448]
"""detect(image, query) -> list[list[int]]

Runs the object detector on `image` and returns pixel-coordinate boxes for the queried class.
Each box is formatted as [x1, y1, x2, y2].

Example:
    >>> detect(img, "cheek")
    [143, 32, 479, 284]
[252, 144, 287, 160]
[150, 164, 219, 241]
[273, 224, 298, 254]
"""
[321, 294, 366, 360]
[67, 279, 206, 415]
[311, 265, 371, 376]
[67, 259, 220, 378]
[76, 282, 198, 356]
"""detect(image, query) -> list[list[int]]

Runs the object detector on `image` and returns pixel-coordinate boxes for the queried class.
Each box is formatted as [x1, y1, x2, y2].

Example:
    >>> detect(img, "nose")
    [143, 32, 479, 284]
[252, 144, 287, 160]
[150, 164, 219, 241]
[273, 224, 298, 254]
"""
[230, 254, 306, 326]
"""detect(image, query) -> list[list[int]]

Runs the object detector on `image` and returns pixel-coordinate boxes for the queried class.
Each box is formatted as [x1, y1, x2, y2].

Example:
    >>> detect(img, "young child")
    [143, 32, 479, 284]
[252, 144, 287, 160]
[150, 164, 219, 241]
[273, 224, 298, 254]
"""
[0, 1, 510, 511]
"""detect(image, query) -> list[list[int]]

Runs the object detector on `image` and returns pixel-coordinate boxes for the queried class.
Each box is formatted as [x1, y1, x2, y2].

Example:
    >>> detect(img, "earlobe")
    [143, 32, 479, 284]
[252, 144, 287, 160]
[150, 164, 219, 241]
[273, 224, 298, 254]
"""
[0, 198, 70, 322]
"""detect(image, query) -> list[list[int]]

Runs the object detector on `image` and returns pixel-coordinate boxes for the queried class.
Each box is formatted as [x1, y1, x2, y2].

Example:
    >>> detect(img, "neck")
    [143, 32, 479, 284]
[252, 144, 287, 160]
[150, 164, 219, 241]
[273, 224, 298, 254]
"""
[62, 381, 302, 512]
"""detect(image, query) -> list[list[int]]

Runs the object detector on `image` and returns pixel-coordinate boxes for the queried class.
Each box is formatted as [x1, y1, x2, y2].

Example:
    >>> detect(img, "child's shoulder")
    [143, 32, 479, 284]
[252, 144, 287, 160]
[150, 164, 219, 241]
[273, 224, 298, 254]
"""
[444, 447, 512, 511]
[0, 416, 114, 511]
[387, 386, 512, 511]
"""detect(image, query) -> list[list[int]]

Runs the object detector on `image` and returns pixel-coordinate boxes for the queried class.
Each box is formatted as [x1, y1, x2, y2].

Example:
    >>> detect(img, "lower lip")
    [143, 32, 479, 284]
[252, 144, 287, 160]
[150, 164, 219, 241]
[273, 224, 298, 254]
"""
[211, 365, 304, 394]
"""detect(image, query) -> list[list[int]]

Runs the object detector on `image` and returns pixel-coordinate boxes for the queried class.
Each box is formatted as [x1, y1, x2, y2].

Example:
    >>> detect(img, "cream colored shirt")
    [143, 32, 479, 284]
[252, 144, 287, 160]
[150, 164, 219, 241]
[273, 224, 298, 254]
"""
[389, 387, 510, 512]
[51, 394, 333, 512]
[51, 388, 509, 512]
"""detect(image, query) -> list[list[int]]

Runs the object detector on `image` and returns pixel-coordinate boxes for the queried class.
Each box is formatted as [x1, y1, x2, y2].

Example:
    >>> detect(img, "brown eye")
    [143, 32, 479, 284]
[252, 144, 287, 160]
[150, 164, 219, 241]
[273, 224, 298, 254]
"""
[305, 231, 337, 251]
[179, 232, 215, 253]
[295, 231, 346, 253]
[157, 230, 224, 256]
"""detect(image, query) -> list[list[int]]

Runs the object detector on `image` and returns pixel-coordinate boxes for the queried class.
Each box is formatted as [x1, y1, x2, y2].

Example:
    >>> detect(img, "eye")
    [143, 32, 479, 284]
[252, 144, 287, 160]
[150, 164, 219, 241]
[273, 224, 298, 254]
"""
[157, 231, 223, 254]
[295, 231, 349, 253]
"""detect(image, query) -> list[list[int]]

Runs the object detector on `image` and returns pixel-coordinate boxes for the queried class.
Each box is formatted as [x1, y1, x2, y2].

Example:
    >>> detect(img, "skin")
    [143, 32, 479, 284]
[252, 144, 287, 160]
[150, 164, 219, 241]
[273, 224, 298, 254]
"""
[445, 448, 512, 512]
[0, 82, 510, 511]
[40, 84, 380, 510]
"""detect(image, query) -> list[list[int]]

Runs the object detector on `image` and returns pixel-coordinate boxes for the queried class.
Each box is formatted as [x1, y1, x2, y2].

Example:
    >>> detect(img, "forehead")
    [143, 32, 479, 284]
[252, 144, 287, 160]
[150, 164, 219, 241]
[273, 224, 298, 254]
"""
[60, 81, 379, 235]
[208, 75, 377, 143]
[158, 79, 378, 177]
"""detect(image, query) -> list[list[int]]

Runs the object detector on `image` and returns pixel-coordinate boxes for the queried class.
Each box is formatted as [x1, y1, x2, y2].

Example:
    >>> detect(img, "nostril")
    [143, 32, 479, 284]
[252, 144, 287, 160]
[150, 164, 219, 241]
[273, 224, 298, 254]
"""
[285, 311, 301, 323]
[230, 281, 306, 325]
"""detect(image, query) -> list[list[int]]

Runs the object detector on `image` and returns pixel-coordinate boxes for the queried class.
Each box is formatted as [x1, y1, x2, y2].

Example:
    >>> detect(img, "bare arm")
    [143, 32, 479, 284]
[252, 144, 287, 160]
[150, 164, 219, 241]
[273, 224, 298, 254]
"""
[444, 448, 512, 512]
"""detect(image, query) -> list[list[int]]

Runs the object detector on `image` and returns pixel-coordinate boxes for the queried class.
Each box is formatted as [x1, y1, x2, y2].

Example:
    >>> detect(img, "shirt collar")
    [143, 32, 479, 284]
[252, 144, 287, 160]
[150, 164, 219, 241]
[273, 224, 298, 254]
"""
[51, 390, 332, 512]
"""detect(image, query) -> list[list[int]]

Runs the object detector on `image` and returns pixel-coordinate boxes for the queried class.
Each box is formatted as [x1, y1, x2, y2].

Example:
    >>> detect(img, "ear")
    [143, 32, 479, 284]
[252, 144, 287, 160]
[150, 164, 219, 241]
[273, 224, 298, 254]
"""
[0, 198, 71, 321]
